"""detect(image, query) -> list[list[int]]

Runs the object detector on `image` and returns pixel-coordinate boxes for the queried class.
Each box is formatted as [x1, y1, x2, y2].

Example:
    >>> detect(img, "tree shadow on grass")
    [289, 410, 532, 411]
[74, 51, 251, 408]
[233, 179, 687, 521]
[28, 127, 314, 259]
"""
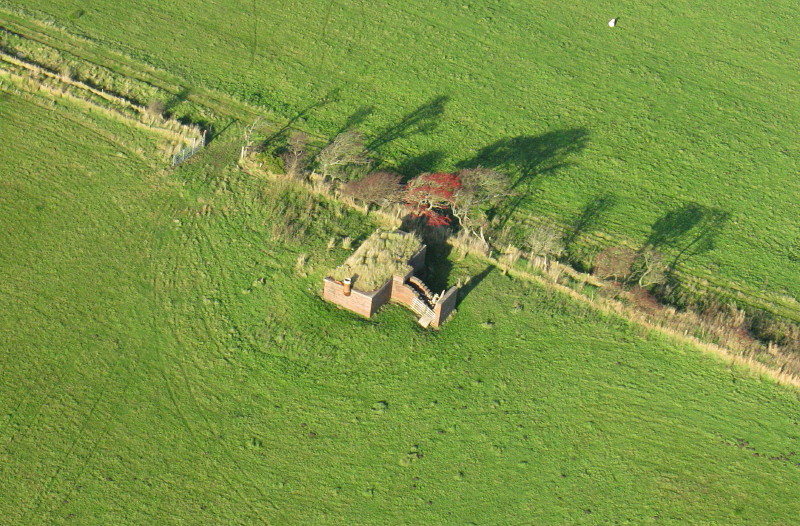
[164, 85, 192, 114]
[260, 88, 342, 151]
[396, 150, 445, 182]
[647, 202, 730, 268]
[203, 118, 237, 145]
[459, 128, 589, 187]
[336, 105, 375, 136]
[562, 193, 617, 272]
[563, 193, 617, 249]
[457, 128, 589, 224]
[367, 95, 449, 152]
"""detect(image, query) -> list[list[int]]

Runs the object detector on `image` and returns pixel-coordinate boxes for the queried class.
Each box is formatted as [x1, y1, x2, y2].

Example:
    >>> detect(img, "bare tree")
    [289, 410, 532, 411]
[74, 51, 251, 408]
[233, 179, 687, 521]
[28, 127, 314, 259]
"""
[593, 246, 638, 281]
[316, 130, 371, 181]
[525, 222, 565, 265]
[451, 168, 512, 242]
[341, 171, 402, 206]
[145, 99, 165, 118]
[241, 117, 263, 160]
[281, 131, 310, 179]
[631, 247, 667, 287]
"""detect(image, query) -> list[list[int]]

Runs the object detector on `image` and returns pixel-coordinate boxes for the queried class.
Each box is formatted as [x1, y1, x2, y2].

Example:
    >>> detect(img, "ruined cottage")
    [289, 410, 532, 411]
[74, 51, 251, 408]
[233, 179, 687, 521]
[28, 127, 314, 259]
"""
[323, 230, 457, 328]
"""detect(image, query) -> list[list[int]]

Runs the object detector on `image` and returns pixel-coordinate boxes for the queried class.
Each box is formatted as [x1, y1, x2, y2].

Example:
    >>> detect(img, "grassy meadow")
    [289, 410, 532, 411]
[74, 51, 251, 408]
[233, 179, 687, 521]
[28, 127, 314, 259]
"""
[2, 89, 800, 524]
[1, 0, 798, 315]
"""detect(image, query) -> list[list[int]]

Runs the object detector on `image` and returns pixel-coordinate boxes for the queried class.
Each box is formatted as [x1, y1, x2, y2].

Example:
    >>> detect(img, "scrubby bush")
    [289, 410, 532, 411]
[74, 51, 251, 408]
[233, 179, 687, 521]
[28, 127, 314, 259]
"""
[281, 131, 310, 179]
[593, 246, 638, 281]
[341, 171, 402, 206]
[525, 221, 565, 264]
[316, 130, 371, 181]
[451, 167, 511, 239]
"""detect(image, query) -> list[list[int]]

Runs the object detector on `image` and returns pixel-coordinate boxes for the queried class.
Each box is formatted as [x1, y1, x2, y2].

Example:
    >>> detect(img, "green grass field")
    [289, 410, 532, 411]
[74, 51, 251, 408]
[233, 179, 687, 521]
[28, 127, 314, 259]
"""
[2, 0, 798, 316]
[2, 90, 800, 524]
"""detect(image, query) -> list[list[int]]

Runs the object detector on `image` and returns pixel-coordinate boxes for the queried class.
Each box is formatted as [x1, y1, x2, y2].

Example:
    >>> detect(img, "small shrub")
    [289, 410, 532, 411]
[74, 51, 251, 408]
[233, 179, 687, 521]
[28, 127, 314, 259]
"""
[316, 130, 371, 181]
[145, 99, 165, 118]
[499, 244, 523, 270]
[294, 254, 309, 276]
[341, 171, 402, 206]
[281, 131, 310, 180]
[525, 221, 565, 264]
[593, 246, 637, 282]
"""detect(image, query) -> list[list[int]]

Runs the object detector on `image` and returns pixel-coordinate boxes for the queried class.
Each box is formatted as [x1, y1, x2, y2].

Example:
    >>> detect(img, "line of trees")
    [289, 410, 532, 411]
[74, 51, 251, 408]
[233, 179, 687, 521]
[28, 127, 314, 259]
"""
[272, 129, 512, 243]
[270, 128, 666, 288]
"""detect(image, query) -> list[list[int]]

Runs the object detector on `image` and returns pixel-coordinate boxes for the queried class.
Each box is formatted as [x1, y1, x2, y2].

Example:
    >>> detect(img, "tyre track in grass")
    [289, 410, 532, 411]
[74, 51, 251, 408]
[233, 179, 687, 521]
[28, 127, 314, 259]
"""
[0, 289, 84, 453]
[40, 361, 139, 523]
[148, 214, 279, 523]
[3, 4, 797, 324]
[18, 358, 134, 525]
[187, 219, 287, 518]
[0, 86, 157, 167]
[0, 93, 158, 523]
[0, 7, 264, 124]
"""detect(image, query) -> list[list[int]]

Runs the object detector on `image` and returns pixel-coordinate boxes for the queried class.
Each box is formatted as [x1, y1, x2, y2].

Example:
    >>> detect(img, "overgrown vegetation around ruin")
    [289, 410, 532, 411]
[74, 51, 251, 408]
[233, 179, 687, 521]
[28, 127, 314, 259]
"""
[331, 229, 422, 291]
[255, 122, 800, 381]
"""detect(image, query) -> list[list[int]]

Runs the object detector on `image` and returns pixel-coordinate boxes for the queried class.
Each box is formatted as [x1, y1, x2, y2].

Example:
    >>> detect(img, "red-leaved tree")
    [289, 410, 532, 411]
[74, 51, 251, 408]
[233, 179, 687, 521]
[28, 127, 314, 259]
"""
[404, 172, 462, 227]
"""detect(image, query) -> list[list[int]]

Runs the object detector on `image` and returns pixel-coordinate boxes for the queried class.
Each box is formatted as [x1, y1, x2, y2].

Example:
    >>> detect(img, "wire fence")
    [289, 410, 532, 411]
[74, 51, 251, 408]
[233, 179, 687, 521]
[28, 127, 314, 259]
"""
[171, 130, 207, 166]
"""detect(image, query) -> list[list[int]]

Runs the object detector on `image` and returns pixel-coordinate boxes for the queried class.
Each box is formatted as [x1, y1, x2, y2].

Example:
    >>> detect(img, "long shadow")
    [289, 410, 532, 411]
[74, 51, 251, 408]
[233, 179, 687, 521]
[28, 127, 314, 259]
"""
[457, 128, 589, 224]
[399, 212, 493, 308]
[459, 128, 589, 187]
[647, 202, 730, 267]
[204, 118, 237, 145]
[562, 193, 617, 271]
[563, 193, 617, 251]
[336, 105, 375, 136]
[260, 88, 341, 152]
[399, 214, 453, 291]
[421, 241, 454, 296]
[457, 265, 495, 308]
[164, 86, 192, 114]
[367, 95, 449, 152]
[396, 150, 445, 182]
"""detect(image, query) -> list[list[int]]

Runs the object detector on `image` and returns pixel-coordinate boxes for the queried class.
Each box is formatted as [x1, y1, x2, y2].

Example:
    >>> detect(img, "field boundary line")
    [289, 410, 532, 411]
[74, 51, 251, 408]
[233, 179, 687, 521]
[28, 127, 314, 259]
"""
[0, 51, 198, 145]
[0, 7, 265, 124]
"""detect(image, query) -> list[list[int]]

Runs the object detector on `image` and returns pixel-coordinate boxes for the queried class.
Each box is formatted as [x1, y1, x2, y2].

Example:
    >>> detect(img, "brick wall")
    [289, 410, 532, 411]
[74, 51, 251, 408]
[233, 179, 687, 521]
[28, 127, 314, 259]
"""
[368, 277, 394, 316]
[323, 277, 392, 318]
[432, 286, 458, 327]
[323, 240, 461, 327]
[408, 246, 427, 273]
[391, 275, 417, 307]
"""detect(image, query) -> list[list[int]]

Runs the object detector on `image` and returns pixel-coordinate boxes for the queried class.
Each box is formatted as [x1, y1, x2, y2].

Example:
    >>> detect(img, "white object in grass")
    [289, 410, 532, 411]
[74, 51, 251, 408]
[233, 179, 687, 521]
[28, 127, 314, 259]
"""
[608, 18, 617, 27]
